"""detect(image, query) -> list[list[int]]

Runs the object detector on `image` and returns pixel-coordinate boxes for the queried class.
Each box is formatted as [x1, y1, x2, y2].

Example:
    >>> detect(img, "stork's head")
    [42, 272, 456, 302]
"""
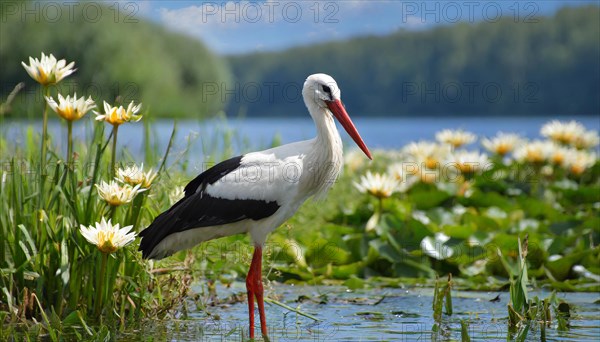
[303, 73, 372, 160]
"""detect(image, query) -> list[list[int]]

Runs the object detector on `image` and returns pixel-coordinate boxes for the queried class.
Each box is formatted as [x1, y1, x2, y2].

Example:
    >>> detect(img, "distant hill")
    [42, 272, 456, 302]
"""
[0, 2, 230, 119]
[227, 6, 600, 117]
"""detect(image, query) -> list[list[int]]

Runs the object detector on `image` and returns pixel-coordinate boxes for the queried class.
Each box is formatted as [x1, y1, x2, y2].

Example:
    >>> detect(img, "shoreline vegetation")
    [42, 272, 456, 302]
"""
[1, 52, 599, 340]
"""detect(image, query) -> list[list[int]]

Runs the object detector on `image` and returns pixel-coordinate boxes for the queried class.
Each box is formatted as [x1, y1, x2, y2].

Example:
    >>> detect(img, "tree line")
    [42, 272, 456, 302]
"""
[227, 6, 599, 117]
[1, 4, 597, 118]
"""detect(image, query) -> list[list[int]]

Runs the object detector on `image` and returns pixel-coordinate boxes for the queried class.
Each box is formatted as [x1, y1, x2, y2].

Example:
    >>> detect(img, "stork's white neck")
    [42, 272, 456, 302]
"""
[305, 101, 344, 200]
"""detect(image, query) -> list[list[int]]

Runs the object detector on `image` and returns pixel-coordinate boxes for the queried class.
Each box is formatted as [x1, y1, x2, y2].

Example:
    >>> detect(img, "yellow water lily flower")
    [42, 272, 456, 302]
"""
[95, 180, 146, 206]
[94, 101, 142, 126]
[80, 217, 136, 254]
[45, 93, 96, 121]
[21, 52, 75, 85]
[116, 164, 158, 188]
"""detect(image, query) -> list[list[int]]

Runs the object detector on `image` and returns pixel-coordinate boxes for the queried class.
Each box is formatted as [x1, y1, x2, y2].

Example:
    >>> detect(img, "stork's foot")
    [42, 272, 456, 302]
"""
[246, 246, 268, 340]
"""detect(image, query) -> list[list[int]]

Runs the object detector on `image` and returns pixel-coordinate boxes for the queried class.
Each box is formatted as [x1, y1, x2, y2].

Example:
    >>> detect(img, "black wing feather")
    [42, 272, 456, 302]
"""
[138, 155, 280, 259]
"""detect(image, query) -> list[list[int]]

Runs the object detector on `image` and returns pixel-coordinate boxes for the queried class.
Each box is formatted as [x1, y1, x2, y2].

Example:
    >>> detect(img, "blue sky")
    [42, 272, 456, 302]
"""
[135, 1, 598, 54]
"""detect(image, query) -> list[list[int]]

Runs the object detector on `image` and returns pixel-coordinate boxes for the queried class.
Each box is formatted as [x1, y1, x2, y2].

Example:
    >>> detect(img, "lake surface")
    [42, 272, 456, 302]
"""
[123, 282, 600, 341]
[2, 116, 599, 166]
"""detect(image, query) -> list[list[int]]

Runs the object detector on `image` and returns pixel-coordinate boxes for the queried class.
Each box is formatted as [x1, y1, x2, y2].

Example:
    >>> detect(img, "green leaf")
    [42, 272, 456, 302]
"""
[545, 250, 593, 281]
[410, 189, 451, 210]
[344, 275, 365, 290]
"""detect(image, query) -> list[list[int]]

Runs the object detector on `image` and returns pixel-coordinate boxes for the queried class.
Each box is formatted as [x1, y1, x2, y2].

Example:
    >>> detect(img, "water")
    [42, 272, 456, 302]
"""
[2, 116, 598, 166]
[138, 283, 600, 341]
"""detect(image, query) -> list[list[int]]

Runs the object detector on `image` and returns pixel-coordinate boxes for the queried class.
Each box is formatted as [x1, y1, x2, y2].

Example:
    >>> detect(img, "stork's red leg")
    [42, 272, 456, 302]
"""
[246, 246, 268, 339]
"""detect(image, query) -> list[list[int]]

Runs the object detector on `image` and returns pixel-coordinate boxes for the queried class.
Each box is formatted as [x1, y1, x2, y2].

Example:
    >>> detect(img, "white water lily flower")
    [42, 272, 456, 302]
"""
[80, 217, 136, 254]
[563, 150, 597, 175]
[547, 144, 573, 166]
[354, 171, 399, 199]
[96, 180, 146, 206]
[448, 150, 491, 174]
[387, 163, 417, 193]
[21, 52, 76, 85]
[412, 164, 440, 184]
[116, 164, 157, 188]
[344, 148, 368, 172]
[421, 233, 453, 260]
[540, 120, 586, 146]
[94, 101, 142, 126]
[513, 140, 553, 164]
[574, 130, 600, 149]
[481, 133, 524, 156]
[45, 93, 96, 122]
[435, 129, 477, 148]
[403, 141, 451, 169]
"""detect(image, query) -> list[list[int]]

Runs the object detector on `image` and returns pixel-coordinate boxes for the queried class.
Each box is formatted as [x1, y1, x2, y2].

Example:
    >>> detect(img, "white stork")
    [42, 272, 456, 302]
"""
[139, 73, 371, 339]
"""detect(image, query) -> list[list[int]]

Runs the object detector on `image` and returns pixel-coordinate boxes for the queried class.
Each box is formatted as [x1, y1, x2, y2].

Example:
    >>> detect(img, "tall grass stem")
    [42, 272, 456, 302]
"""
[111, 125, 119, 179]
[95, 252, 108, 317]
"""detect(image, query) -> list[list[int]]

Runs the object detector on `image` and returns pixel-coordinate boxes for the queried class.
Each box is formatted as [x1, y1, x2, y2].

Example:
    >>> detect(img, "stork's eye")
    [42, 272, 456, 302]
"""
[322, 85, 331, 94]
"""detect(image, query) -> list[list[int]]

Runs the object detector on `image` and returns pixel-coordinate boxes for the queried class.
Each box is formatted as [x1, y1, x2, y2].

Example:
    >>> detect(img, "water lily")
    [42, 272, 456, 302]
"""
[354, 171, 399, 199]
[96, 180, 146, 206]
[21, 52, 75, 86]
[540, 120, 586, 146]
[481, 133, 524, 156]
[563, 150, 597, 176]
[421, 233, 454, 260]
[22, 53, 76, 202]
[355, 171, 400, 233]
[80, 217, 136, 317]
[573, 130, 600, 149]
[403, 141, 451, 169]
[45, 93, 96, 122]
[435, 129, 477, 149]
[94, 101, 142, 126]
[547, 144, 572, 166]
[513, 140, 553, 164]
[94, 100, 143, 178]
[45, 93, 96, 165]
[80, 217, 136, 254]
[387, 163, 416, 193]
[414, 165, 440, 184]
[344, 148, 368, 172]
[116, 164, 157, 188]
[448, 150, 491, 175]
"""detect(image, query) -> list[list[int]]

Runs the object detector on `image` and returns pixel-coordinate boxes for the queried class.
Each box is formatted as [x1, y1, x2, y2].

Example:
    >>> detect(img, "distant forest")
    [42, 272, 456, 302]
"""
[1, 4, 598, 118]
[228, 6, 600, 117]
[0, 1, 230, 119]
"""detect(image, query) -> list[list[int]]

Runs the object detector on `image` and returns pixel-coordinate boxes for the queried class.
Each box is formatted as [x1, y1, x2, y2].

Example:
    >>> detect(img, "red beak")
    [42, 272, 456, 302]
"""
[326, 100, 372, 160]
